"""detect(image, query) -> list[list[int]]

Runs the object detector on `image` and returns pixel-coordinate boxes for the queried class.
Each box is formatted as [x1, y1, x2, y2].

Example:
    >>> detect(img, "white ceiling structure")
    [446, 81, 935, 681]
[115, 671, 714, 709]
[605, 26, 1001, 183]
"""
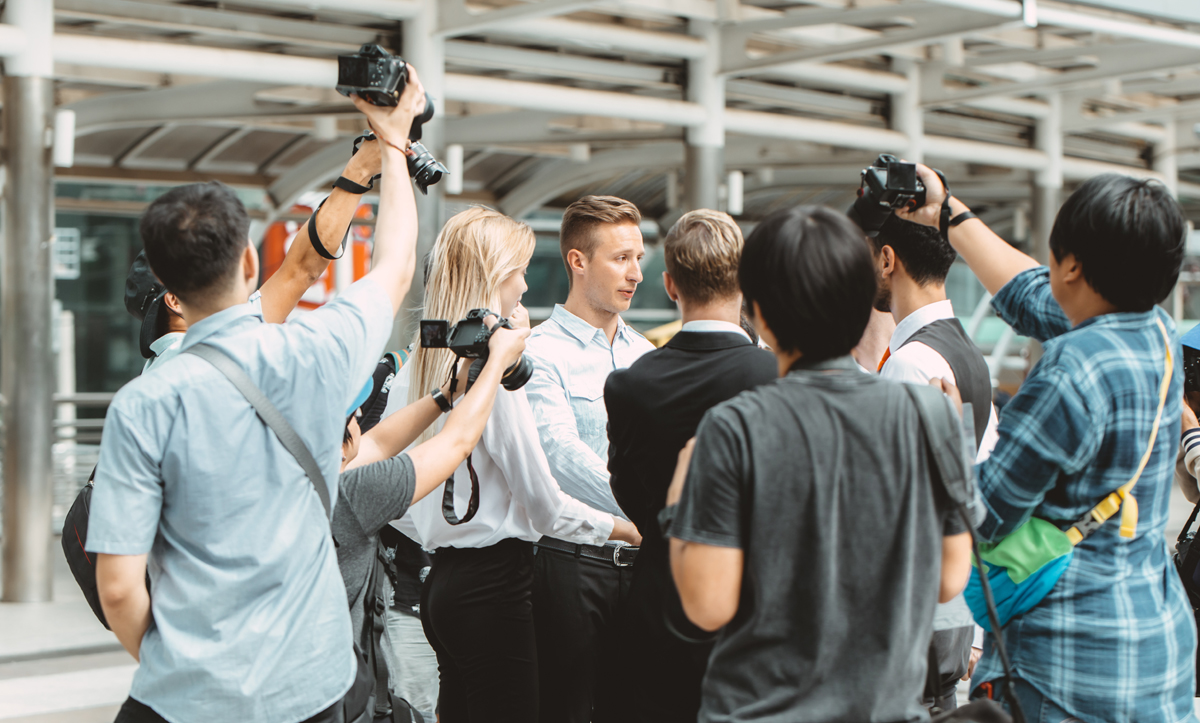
[19, 0, 1200, 244]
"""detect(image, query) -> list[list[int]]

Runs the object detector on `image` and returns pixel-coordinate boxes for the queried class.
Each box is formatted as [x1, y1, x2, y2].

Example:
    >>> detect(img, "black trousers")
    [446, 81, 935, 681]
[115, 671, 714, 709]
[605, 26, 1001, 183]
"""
[114, 696, 345, 723]
[531, 541, 634, 723]
[924, 625, 975, 713]
[421, 538, 538, 723]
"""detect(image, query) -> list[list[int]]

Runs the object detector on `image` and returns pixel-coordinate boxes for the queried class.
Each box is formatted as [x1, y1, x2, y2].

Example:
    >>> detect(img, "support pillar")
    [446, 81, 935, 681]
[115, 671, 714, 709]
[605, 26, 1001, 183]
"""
[1031, 93, 1063, 265]
[394, 0, 445, 350]
[2, 0, 56, 602]
[685, 20, 724, 212]
[892, 60, 924, 164]
[1154, 117, 1179, 199]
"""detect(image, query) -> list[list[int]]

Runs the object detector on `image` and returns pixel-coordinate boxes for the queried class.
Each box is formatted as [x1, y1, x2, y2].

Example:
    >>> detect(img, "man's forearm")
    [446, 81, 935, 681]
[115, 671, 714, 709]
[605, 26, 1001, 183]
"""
[96, 554, 152, 661]
[364, 146, 419, 314]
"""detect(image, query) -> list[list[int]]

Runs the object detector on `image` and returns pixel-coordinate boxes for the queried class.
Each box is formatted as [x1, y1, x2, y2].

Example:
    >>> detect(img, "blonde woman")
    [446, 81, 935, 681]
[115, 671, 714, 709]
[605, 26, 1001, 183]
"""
[400, 207, 640, 723]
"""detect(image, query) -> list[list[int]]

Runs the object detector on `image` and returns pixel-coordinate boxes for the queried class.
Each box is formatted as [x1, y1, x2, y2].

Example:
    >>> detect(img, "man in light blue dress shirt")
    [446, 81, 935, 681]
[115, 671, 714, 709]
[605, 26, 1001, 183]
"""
[524, 195, 655, 723]
[86, 86, 427, 723]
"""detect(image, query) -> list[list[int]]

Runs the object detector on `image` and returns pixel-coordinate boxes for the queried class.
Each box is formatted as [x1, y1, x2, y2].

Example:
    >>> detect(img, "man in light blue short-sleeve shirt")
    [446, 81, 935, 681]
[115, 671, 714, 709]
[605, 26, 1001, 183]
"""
[87, 83, 427, 723]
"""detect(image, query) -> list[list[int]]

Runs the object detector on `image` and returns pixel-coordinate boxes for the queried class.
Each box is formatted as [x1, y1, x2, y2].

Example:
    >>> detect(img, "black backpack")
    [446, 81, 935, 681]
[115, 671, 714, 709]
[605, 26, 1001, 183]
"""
[61, 467, 150, 630]
[1173, 499, 1200, 694]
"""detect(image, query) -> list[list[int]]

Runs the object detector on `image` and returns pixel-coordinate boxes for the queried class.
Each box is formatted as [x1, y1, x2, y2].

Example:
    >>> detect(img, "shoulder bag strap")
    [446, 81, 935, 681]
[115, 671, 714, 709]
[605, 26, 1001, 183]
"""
[184, 343, 332, 522]
[1065, 317, 1173, 544]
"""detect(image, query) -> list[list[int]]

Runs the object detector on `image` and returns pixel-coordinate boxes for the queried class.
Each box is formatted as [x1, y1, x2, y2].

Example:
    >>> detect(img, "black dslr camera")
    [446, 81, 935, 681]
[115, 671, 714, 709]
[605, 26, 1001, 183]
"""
[420, 309, 533, 392]
[1186, 344, 1200, 395]
[847, 153, 944, 238]
[337, 43, 449, 195]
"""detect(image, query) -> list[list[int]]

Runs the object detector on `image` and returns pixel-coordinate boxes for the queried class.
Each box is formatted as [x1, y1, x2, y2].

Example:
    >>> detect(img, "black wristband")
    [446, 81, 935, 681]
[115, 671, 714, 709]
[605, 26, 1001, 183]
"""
[333, 175, 372, 194]
[949, 210, 979, 227]
[431, 387, 452, 414]
[306, 199, 345, 261]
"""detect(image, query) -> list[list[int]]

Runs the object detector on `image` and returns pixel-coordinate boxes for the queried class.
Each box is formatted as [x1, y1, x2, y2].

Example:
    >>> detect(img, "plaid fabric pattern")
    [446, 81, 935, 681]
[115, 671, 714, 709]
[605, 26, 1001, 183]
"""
[972, 267, 1196, 722]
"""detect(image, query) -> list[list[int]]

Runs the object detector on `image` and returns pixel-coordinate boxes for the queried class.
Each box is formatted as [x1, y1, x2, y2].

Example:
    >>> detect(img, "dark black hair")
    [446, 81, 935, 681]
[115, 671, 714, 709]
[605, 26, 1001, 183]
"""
[139, 182, 251, 303]
[739, 205, 876, 361]
[1049, 174, 1185, 311]
[872, 214, 957, 286]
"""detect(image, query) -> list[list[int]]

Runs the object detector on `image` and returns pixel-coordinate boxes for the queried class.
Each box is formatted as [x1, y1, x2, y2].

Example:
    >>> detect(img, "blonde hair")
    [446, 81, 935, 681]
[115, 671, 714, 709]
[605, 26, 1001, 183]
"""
[408, 206, 536, 443]
[663, 209, 744, 305]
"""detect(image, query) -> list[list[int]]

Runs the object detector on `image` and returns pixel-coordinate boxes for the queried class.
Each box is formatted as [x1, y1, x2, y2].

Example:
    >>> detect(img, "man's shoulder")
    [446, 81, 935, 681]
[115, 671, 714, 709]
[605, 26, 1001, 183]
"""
[882, 342, 948, 384]
[526, 317, 577, 356]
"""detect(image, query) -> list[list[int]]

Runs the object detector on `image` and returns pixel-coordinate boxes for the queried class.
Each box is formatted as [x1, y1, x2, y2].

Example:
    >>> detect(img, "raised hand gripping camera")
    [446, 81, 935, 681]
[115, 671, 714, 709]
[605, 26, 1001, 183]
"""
[336, 43, 449, 195]
[420, 309, 533, 392]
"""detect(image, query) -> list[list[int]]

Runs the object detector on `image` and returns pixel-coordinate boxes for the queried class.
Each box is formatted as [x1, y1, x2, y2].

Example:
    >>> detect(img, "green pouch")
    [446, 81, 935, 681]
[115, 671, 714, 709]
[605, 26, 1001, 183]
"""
[976, 517, 1074, 584]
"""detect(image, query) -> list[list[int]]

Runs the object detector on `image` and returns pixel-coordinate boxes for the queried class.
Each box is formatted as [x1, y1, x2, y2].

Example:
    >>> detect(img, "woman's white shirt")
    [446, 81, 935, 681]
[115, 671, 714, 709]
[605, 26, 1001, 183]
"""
[384, 364, 615, 550]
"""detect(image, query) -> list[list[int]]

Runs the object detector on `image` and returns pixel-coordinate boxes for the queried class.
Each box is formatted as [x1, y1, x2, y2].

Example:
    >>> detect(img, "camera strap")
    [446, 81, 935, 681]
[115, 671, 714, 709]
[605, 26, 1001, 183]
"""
[441, 456, 481, 526]
[333, 176, 373, 194]
[306, 198, 347, 261]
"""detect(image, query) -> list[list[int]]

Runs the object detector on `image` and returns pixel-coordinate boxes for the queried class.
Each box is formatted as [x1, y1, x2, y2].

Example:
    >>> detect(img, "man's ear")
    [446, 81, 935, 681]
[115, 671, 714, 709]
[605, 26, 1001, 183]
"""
[878, 245, 896, 279]
[663, 271, 679, 302]
[243, 242, 260, 286]
[1058, 252, 1084, 285]
[566, 248, 587, 277]
[163, 292, 183, 316]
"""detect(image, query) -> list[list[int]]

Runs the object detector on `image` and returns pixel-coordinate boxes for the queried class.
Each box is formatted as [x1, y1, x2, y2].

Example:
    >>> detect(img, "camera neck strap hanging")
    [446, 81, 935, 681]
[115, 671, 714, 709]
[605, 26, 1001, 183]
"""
[306, 198, 346, 261]
[440, 359, 482, 526]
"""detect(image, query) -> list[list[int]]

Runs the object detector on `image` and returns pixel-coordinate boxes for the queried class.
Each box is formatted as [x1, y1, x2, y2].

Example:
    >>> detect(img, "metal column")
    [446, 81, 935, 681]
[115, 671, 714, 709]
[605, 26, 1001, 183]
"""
[1154, 117, 1179, 198]
[685, 20, 724, 212]
[892, 60, 924, 164]
[2, 0, 56, 602]
[393, 0, 445, 350]
[1031, 93, 1063, 265]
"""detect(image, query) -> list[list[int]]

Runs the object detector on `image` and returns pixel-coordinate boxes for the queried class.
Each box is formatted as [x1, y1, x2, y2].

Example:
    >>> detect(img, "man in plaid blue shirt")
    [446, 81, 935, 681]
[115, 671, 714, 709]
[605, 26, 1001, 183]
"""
[899, 171, 1196, 722]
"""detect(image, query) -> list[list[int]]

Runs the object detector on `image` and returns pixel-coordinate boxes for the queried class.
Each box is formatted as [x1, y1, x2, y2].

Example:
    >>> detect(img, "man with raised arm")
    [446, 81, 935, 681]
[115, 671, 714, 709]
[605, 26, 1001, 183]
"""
[87, 71, 428, 723]
[899, 169, 1195, 721]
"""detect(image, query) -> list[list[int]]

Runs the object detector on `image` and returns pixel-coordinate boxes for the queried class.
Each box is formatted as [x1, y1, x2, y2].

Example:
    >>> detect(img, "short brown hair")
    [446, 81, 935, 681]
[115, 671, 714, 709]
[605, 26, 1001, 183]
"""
[560, 195, 642, 279]
[663, 209, 743, 305]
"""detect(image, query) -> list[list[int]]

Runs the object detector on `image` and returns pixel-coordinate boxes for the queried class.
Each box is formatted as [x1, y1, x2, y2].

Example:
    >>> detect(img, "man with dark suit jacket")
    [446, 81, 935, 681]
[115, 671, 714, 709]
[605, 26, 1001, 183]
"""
[605, 209, 777, 722]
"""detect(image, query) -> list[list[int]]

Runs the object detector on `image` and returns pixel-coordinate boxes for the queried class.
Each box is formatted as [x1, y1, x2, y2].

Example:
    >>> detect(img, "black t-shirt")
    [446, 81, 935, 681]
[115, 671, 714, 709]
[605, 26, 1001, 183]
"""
[672, 356, 966, 723]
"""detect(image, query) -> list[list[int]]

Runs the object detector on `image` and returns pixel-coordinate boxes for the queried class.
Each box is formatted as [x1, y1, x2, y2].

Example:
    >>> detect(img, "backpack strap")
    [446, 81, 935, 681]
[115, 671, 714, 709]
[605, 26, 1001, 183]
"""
[1065, 317, 1173, 544]
[184, 344, 332, 522]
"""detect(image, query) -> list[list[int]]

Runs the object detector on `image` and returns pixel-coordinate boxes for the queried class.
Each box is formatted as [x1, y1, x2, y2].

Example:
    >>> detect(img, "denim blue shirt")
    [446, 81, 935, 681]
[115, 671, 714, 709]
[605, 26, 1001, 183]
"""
[972, 267, 1195, 721]
[87, 279, 394, 723]
[524, 304, 655, 520]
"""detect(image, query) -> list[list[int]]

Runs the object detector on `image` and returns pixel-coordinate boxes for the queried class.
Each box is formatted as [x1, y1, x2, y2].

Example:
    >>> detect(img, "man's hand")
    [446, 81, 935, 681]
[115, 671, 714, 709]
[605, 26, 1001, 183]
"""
[930, 377, 964, 418]
[349, 64, 426, 152]
[343, 136, 382, 187]
[610, 518, 643, 545]
[487, 321, 530, 371]
[665, 438, 697, 507]
[895, 163, 947, 230]
[963, 647, 982, 681]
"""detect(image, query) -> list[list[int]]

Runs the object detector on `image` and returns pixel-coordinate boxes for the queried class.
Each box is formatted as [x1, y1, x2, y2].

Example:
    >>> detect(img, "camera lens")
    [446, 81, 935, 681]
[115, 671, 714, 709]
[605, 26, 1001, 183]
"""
[407, 142, 449, 196]
[500, 356, 533, 391]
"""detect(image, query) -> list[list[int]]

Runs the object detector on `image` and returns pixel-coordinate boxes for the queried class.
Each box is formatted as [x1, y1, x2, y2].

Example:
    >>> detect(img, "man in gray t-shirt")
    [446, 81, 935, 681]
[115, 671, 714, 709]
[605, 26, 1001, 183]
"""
[664, 206, 973, 723]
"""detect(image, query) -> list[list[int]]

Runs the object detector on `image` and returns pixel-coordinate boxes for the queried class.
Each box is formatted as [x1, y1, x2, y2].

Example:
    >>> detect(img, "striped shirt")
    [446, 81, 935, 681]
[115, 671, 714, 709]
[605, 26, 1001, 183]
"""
[972, 267, 1196, 722]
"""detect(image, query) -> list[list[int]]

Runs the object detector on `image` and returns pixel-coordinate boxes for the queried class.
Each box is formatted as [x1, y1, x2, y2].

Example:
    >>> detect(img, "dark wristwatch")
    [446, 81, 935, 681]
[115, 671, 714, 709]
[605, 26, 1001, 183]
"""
[430, 387, 452, 414]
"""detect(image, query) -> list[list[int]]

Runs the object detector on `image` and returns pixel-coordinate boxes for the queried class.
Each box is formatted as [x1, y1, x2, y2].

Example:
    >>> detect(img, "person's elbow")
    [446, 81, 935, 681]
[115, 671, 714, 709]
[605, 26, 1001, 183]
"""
[96, 554, 146, 612]
[680, 592, 738, 632]
[939, 531, 973, 603]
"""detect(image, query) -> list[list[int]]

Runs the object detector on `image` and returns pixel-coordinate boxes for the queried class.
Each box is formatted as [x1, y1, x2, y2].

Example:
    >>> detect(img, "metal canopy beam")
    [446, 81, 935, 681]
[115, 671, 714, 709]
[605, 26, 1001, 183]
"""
[1063, 98, 1200, 132]
[68, 80, 288, 131]
[438, 0, 614, 38]
[923, 45, 1200, 105]
[722, 12, 1004, 75]
[55, 0, 379, 50]
[728, 2, 941, 35]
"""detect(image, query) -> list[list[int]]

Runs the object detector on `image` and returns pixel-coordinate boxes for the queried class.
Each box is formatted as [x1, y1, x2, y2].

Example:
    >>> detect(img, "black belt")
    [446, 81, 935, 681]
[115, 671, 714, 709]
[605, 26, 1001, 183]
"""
[533, 536, 638, 568]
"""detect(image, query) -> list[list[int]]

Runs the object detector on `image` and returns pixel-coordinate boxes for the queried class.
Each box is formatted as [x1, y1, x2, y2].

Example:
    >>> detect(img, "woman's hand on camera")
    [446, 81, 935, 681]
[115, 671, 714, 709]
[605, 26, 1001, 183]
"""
[486, 324, 530, 372]
[349, 63, 426, 153]
[610, 518, 642, 546]
[895, 162, 947, 230]
[508, 303, 530, 330]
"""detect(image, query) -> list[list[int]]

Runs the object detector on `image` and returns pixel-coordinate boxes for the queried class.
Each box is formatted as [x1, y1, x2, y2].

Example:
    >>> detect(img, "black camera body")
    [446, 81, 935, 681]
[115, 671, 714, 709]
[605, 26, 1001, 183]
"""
[421, 309, 532, 392]
[860, 154, 926, 211]
[1185, 345, 1200, 395]
[337, 43, 448, 195]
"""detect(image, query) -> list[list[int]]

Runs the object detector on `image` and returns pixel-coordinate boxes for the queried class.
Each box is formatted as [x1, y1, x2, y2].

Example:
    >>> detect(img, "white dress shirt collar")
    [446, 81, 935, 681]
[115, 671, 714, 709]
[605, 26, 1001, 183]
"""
[681, 319, 751, 342]
[889, 299, 955, 353]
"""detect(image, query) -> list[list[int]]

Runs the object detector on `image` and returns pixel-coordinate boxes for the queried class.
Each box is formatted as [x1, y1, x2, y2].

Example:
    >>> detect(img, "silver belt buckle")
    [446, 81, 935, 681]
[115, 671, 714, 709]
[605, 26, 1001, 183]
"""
[611, 542, 634, 568]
